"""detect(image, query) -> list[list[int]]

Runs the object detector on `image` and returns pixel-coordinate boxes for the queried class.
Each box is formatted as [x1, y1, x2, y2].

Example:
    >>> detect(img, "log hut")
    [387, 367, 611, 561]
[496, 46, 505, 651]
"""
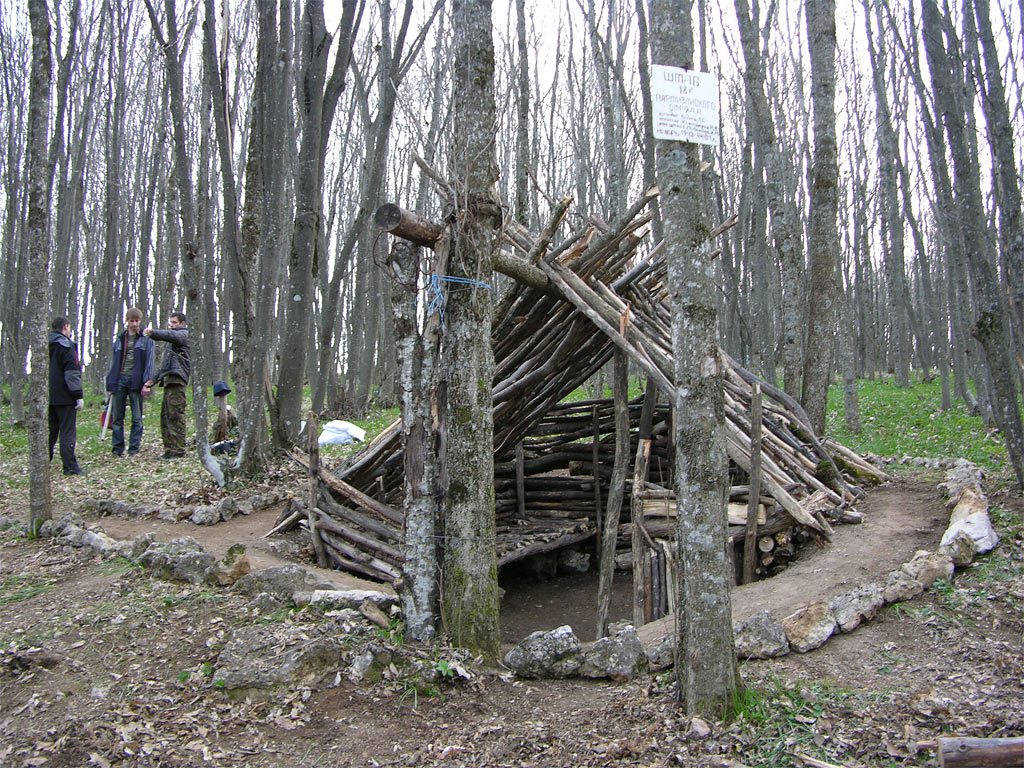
[282, 188, 890, 622]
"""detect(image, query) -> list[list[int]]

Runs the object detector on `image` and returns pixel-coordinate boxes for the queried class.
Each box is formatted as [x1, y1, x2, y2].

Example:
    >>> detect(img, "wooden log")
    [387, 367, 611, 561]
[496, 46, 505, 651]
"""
[314, 509, 404, 564]
[515, 443, 526, 519]
[916, 736, 1024, 768]
[497, 528, 594, 566]
[306, 414, 328, 568]
[291, 449, 405, 526]
[632, 439, 652, 628]
[264, 508, 304, 538]
[323, 546, 391, 583]
[375, 203, 444, 246]
[320, 530, 401, 581]
[318, 488, 401, 543]
[743, 383, 763, 584]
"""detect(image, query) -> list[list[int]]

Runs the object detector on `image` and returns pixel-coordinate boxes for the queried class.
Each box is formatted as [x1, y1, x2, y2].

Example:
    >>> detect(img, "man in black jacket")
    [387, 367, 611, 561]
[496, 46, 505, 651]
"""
[48, 316, 86, 475]
[144, 312, 191, 458]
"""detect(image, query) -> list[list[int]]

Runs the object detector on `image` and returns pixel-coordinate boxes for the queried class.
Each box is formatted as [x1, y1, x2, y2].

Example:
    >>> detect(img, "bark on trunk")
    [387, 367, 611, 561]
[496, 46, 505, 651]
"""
[441, 0, 501, 662]
[391, 241, 441, 643]
[800, 0, 839, 436]
[653, 0, 739, 718]
[27, 0, 53, 533]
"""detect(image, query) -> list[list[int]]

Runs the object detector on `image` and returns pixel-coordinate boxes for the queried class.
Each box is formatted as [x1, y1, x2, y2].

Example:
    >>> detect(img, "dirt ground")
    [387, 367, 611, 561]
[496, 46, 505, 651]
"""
[1, 464, 1022, 768]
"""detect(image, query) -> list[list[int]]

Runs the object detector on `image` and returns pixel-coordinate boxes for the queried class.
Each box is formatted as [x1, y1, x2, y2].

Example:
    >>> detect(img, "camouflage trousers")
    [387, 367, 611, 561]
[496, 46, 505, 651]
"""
[160, 384, 187, 457]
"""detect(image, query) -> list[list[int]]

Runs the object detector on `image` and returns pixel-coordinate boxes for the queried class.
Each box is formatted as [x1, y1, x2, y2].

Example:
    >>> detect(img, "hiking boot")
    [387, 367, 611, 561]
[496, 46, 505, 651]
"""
[63, 467, 88, 476]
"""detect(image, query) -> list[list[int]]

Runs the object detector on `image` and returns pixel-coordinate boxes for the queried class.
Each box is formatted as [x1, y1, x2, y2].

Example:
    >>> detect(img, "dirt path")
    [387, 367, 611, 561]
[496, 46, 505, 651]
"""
[3, 469, 1019, 768]
[95, 504, 391, 593]
[88, 474, 949, 644]
[637, 475, 948, 645]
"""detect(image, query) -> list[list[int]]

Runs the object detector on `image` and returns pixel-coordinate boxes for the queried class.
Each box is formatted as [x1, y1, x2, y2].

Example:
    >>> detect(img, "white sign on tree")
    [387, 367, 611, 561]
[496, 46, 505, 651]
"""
[650, 65, 719, 147]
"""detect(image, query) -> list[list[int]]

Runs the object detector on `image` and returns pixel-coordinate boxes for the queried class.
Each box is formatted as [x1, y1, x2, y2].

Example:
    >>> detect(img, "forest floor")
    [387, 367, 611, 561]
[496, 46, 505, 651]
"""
[0, 447, 1022, 768]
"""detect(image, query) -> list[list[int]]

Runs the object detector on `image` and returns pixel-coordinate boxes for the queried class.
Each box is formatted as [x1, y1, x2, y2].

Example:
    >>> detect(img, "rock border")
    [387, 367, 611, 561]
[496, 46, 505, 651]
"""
[506, 459, 1001, 678]
[76, 491, 286, 527]
[22, 458, 1001, 683]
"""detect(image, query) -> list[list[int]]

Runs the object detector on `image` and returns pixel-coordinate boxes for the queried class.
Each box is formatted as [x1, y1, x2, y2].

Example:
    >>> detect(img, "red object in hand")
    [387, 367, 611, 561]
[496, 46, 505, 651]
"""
[99, 407, 109, 428]
[141, 386, 152, 397]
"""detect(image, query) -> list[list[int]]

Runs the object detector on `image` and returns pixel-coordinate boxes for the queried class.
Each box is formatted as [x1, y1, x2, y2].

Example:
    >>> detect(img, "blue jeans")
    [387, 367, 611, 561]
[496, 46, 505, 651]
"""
[111, 374, 143, 455]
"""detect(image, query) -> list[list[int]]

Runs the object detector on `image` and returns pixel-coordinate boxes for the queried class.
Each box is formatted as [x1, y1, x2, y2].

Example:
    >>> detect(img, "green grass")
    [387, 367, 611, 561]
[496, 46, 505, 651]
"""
[0, 573, 57, 607]
[731, 675, 877, 767]
[825, 377, 1009, 470]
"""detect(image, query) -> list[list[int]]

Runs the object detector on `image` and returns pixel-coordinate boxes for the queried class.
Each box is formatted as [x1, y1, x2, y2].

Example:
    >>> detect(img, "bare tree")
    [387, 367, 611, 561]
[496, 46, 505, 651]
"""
[734, 0, 805, 397]
[922, 0, 1024, 487]
[146, 0, 220, 484]
[650, 0, 739, 717]
[800, 0, 839, 436]
[26, 0, 53, 532]
[441, 0, 501, 662]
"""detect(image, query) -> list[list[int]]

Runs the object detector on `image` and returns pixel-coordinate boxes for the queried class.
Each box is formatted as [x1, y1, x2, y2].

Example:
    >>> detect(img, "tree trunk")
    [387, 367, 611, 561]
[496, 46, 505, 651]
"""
[147, 0, 221, 485]
[800, 0, 839, 437]
[922, 0, 1024, 487]
[734, 0, 804, 398]
[275, 1, 333, 448]
[651, 0, 739, 717]
[441, 0, 501, 663]
[391, 241, 441, 643]
[27, 0, 53, 533]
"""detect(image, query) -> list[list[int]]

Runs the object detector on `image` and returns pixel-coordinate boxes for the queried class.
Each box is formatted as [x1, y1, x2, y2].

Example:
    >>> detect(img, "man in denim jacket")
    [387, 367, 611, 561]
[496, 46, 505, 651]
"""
[105, 307, 155, 457]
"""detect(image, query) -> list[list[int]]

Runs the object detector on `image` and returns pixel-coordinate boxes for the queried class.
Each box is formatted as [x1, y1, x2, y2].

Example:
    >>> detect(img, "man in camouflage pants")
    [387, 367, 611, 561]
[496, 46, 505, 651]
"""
[144, 312, 191, 458]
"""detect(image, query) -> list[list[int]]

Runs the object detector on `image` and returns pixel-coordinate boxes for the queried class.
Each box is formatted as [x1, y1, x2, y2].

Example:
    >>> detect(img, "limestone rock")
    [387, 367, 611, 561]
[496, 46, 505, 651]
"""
[158, 507, 188, 523]
[218, 497, 239, 522]
[235, 564, 335, 602]
[580, 624, 646, 681]
[558, 549, 590, 574]
[138, 537, 217, 584]
[881, 568, 924, 604]
[645, 632, 676, 671]
[782, 602, 836, 653]
[734, 611, 790, 659]
[206, 544, 251, 586]
[191, 505, 221, 526]
[901, 550, 954, 588]
[292, 589, 398, 612]
[504, 625, 582, 678]
[829, 584, 884, 632]
[940, 514, 999, 565]
[214, 624, 348, 692]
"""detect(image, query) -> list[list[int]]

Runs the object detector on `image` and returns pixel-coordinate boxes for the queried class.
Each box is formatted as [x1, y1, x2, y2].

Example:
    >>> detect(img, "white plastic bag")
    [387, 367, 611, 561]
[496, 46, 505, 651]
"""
[318, 420, 366, 446]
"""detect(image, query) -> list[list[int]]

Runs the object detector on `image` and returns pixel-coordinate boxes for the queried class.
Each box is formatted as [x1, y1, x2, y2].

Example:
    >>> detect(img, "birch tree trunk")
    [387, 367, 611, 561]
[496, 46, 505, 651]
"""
[800, 0, 839, 437]
[650, 0, 739, 717]
[441, 0, 501, 662]
[391, 241, 441, 643]
[27, 0, 53, 533]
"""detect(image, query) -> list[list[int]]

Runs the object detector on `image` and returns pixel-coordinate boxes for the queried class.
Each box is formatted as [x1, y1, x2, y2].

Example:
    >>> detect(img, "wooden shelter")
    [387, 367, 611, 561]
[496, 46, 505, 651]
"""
[284, 189, 889, 618]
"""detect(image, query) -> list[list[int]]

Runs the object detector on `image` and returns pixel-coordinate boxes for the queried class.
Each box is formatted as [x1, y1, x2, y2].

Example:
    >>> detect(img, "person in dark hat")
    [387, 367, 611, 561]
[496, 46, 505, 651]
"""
[143, 312, 190, 458]
[48, 316, 86, 475]
[211, 380, 237, 445]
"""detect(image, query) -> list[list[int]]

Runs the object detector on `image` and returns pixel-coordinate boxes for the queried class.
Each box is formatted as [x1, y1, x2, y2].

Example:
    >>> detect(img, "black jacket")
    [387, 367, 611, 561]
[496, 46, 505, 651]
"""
[49, 332, 83, 406]
[150, 327, 191, 386]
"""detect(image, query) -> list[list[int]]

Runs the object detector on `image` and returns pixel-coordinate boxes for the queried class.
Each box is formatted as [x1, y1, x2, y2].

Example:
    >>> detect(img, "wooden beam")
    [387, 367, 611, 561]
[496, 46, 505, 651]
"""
[375, 203, 443, 246]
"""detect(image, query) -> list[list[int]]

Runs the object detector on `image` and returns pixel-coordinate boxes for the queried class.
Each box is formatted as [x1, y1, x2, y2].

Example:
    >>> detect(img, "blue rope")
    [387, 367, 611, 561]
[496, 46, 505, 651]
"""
[427, 274, 492, 329]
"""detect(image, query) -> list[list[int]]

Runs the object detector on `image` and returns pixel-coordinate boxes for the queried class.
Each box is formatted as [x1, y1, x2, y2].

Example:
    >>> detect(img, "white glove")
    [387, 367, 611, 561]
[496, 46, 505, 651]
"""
[75, 399, 84, 411]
